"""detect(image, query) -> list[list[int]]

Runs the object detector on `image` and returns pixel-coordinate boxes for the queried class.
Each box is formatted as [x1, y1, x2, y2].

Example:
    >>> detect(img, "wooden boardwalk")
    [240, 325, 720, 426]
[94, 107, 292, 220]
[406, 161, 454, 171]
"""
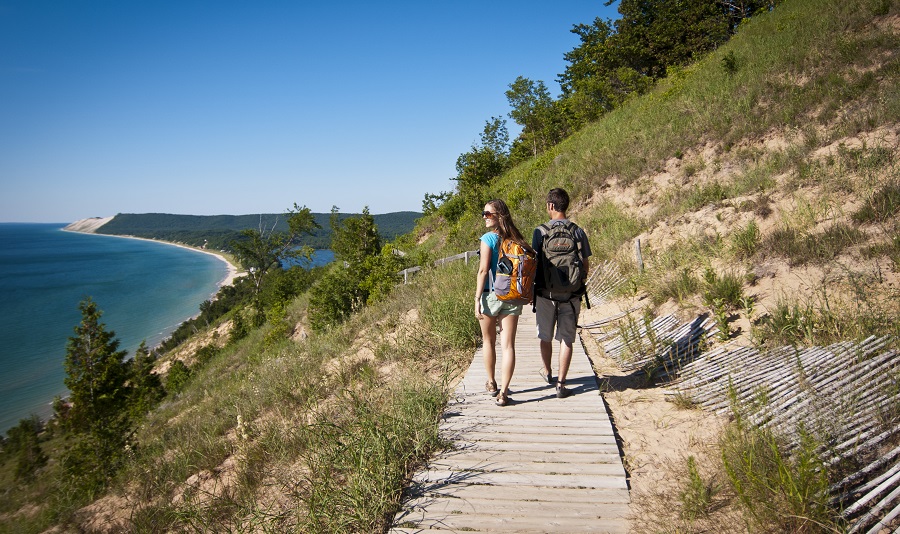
[391, 311, 630, 533]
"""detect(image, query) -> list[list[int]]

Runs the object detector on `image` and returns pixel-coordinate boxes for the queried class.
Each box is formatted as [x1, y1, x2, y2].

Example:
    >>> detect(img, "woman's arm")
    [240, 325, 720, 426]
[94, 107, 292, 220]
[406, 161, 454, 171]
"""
[475, 239, 492, 317]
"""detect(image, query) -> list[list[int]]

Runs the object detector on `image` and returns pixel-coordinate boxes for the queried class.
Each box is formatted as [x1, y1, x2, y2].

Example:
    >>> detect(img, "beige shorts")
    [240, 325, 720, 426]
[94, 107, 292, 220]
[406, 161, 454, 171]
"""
[535, 294, 581, 343]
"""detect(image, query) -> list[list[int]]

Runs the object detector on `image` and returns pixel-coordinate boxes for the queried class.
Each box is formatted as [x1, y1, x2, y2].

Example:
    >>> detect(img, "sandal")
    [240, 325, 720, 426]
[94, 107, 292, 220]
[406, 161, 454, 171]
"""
[496, 390, 510, 406]
[485, 380, 500, 397]
[556, 381, 571, 399]
[538, 368, 552, 384]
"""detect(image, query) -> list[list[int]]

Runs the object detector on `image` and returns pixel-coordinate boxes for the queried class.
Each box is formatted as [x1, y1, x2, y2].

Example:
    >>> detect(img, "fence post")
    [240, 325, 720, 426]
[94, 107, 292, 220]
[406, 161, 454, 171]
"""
[634, 239, 644, 273]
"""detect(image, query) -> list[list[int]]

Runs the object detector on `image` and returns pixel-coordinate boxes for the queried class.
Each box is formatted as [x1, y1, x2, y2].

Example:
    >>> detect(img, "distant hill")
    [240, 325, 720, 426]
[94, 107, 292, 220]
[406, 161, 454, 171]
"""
[80, 211, 421, 250]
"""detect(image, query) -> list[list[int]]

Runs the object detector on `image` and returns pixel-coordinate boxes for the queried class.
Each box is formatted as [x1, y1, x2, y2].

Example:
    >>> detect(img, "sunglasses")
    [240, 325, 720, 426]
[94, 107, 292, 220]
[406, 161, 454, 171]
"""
[482, 211, 496, 219]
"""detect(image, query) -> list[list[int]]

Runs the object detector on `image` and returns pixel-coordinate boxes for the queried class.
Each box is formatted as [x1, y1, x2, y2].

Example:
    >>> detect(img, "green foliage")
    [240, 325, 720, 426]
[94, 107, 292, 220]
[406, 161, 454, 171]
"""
[751, 282, 900, 348]
[55, 299, 137, 503]
[421, 191, 453, 216]
[159, 278, 253, 352]
[126, 341, 165, 419]
[298, 383, 446, 533]
[452, 118, 512, 214]
[259, 264, 321, 312]
[421, 286, 481, 352]
[231, 204, 320, 311]
[4, 416, 48, 481]
[721, 412, 836, 532]
[679, 456, 716, 521]
[165, 360, 193, 394]
[63, 298, 131, 433]
[702, 268, 744, 310]
[359, 245, 407, 305]
[652, 268, 700, 306]
[721, 50, 739, 75]
[308, 266, 366, 332]
[506, 77, 563, 158]
[330, 206, 380, 266]
[309, 213, 409, 331]
[228, 309, 251, 344]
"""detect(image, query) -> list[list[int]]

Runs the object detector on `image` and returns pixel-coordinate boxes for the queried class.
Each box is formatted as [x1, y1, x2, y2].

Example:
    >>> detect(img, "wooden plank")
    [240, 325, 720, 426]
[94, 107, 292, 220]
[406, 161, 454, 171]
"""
[404, 483, 630, 503]
[396, 496, 629, 519]
[426, 457, 626, 476]
[433, 448, 623, 465]
[410, 468, 627, 490]
[395, 512, 628, 533]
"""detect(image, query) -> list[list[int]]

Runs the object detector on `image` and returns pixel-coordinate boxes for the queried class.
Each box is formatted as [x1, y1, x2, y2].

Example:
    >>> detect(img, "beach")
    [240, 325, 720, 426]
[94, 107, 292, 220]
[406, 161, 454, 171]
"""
[63, 217, 242, 290]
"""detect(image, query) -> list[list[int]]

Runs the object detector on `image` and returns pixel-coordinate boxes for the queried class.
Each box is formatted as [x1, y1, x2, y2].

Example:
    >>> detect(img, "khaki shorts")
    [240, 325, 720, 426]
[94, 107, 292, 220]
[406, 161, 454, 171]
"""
[535, 294, 581, 343]
[480, 292, 523, 317]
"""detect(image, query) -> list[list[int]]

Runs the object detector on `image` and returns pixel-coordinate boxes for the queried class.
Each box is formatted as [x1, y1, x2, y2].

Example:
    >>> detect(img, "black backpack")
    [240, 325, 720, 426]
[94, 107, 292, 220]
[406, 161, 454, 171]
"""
[539, 221, 584, 298]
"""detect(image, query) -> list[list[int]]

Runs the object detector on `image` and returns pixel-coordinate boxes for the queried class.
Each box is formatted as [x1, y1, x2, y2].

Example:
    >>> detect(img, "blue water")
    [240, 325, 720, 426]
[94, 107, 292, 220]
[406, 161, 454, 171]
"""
[0, 224, 332, 434]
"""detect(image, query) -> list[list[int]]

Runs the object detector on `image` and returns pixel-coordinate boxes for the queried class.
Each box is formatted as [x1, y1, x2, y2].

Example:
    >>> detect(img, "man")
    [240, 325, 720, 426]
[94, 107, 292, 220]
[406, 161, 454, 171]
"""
[532, 188, 591, 398]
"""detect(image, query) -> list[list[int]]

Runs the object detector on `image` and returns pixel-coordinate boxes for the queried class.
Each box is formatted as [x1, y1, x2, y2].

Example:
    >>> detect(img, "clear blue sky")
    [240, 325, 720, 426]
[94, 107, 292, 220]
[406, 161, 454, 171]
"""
[1, 1, 619, 222]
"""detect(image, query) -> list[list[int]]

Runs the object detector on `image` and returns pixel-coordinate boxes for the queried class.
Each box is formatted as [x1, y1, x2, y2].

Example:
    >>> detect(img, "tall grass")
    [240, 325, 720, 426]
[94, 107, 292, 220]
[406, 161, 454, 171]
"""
[102, 262, 478, 532]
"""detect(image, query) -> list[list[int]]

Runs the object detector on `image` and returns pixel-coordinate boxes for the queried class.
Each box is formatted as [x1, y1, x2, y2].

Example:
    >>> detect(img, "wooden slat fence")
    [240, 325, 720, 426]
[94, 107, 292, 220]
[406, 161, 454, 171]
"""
[589, 303, 900, 531]
[399, 250, 478, 283]
[669, 337, 900, 532]
[585, 312, 717, 379]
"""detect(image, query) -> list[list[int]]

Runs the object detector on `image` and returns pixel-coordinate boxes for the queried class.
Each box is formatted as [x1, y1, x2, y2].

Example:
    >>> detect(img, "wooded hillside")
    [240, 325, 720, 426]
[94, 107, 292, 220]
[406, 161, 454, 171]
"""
[95, 211, 422, 250]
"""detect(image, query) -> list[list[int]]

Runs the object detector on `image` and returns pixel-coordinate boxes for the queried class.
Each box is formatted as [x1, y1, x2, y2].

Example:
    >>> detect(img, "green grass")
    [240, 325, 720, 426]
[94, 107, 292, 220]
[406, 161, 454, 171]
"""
[765, 223, 866, 266]
[731, 220, 761, 259]
[79, 263, 478, 532]
[853, 179, 900, 224]
[721, 418, 837, 533]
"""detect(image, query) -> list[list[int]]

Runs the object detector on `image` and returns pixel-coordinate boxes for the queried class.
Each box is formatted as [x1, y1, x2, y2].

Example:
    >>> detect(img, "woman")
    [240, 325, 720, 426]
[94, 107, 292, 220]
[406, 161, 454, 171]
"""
[475, 199, 535, 406]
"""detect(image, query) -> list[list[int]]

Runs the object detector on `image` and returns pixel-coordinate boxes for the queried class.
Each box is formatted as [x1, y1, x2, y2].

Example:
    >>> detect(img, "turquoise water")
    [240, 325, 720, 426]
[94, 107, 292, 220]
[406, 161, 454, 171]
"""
[0, 224, 335, 434]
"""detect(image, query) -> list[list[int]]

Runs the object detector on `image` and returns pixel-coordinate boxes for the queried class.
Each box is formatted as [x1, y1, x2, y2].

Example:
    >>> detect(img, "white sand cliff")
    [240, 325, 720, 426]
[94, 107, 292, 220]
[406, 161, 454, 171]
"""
[63, 216, 115, 233]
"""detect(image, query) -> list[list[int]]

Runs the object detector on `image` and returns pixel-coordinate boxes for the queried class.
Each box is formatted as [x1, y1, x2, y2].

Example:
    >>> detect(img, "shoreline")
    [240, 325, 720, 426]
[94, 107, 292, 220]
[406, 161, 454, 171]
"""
[61, 226, 242, 291]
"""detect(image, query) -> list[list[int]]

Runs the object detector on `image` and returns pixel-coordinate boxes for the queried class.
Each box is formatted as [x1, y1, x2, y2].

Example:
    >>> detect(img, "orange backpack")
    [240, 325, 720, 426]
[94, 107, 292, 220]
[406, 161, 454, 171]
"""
[493, 239, 537, 305]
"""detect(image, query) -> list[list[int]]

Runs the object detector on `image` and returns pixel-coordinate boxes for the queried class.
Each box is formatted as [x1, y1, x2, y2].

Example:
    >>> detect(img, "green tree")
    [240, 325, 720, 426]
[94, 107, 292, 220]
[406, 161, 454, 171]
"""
[455, 118, 509, 188]
[63, 298, 130, 433]
[330, 206, 381, 266]
[309, 208, 398, 331]
[230, 204, 320, 315]
[505, 77, 565, 157]
[126, 341, 165, 418]
[360, 244, 408, 305]
[5, 416, 48, 481]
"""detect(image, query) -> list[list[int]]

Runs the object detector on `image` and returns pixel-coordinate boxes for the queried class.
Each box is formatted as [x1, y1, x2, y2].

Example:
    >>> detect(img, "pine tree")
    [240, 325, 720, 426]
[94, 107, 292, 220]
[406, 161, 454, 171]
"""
[63, 298, 130, 433]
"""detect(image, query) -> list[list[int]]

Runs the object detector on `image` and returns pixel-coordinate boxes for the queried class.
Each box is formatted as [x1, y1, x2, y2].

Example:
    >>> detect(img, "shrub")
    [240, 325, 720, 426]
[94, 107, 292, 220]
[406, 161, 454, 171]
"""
[702, 268, 744, 310]
[165, 360, 192, 394]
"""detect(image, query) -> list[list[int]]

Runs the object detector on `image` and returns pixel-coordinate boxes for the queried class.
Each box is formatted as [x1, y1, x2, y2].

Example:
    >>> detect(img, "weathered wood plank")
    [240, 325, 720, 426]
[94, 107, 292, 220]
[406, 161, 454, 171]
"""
[397, 496, 630, 518]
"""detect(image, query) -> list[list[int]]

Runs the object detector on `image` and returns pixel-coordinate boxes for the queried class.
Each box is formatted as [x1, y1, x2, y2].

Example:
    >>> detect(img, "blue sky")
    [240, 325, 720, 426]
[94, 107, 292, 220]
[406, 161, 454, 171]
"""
[1, 1, 619, 222]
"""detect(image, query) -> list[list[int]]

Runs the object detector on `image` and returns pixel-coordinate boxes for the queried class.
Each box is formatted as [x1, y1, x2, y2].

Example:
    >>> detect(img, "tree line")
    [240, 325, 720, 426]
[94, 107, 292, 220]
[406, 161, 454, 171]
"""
[426, 0, 778, 221]
[95, 211, 421, 251]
